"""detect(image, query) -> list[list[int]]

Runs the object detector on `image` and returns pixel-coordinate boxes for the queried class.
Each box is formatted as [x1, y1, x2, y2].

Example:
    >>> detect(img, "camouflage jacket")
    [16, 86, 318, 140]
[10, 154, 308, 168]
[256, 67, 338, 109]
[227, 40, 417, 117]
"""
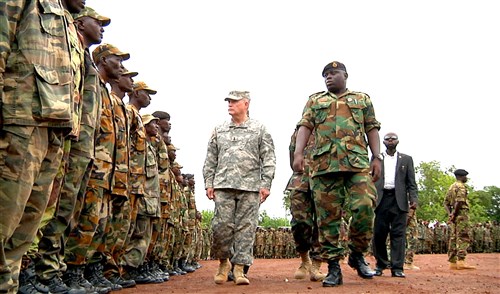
[70, 50, 100, 158]
[126, 104, 146, 195]
[88, 77, 115, 189]
[138, 139, 160, 217]
[444, 181, 469, 213]
[110, 92, 129, 197]
[298, 90, 381, 177]
[203, 118, 276, 192]
[1, 0, 74, 129]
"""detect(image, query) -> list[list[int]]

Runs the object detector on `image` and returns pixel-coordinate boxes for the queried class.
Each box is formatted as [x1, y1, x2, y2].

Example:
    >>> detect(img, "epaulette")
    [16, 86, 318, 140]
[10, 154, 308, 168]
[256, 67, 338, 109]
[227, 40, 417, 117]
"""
[308, 91, 327, 99]
[349, 90, 370, 98]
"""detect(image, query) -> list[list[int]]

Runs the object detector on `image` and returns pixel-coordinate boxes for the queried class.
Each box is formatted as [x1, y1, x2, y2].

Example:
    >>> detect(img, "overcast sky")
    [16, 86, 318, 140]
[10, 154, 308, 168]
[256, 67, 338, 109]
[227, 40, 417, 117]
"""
[86, 0, 499, 218]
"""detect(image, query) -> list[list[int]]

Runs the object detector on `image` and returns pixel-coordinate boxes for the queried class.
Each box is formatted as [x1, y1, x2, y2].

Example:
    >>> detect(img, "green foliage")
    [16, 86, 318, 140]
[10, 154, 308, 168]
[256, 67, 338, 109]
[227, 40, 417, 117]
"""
[415, 161, 454, 222]
[258, 211, 290, 228]
[200, 210, 214, 229]
[415, 161, 498, 223]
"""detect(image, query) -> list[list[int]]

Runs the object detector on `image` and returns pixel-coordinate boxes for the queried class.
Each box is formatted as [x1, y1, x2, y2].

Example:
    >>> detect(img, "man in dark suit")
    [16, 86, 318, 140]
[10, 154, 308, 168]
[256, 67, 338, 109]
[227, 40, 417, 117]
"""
[372, 132, 418, 278]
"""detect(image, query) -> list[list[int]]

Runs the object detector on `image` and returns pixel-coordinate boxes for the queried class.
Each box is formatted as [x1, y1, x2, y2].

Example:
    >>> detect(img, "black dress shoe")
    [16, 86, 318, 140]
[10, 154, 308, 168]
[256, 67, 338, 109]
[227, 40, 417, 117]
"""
[348, 253, 375, 279]
[391, 270, 405, 278]
[374, 267, 384, 276]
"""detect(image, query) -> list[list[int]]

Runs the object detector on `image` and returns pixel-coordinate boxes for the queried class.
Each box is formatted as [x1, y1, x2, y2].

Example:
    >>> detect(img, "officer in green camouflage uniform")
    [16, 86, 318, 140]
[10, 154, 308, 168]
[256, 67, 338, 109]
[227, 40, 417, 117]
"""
[285, 127, 325, 281]
[0, 1, 84, 292]
[203, 90, 276, 286]
[64, 44, 129, 292]
[444, 169, 476, 270]
[293, 61, 381, 287]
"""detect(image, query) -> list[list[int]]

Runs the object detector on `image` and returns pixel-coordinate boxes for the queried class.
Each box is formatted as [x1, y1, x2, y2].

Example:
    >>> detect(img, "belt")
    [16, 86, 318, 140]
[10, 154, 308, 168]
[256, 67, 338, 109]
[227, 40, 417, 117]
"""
[383, 188, 395, 195]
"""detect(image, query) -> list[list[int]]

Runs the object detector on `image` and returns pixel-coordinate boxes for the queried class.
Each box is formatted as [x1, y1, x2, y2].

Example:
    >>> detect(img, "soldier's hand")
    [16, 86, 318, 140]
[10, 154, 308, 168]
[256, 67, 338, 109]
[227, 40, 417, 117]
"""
[292, 153, 304, 173]
[259, 188, 270, 204]
[206, 187, 215, 200]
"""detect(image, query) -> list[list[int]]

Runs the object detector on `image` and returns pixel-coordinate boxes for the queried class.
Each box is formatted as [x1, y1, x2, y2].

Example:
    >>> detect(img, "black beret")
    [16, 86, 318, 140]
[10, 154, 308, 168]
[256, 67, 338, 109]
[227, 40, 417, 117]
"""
[322, 61, 347, 77]
[454, 169, 469, 177]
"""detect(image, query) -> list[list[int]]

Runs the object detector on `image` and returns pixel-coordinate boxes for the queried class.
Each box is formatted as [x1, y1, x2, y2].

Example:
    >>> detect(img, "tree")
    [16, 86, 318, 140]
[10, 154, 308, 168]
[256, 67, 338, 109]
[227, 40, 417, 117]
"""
[258, 211, 290, 228]
[415, 161, 454, 222]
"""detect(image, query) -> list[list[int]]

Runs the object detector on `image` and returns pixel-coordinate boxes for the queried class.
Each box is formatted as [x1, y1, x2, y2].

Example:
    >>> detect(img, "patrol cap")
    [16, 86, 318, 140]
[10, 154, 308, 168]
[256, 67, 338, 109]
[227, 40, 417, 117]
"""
[133, 81, 157, 95]
[92, 43, 130, 65]
[122, 68, 138, 78]
[224, 90, 251, 101]
[141, 114, 159, 125]
[322, 61, 347, 77]
[73, 6, 110, 27]
[454, 169, 469, 177]
[152, 111, 170, 120]
[167, 144, 179, 151]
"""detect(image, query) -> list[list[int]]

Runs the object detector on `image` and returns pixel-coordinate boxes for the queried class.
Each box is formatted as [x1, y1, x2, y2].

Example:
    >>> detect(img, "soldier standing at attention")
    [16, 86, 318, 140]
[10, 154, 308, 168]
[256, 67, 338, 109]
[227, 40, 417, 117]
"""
[0, 0, 83, 292]
[285, 126, 325, 282]
[203, 91, 276, 286]
[444, 169, 476, 270]
[293, 61, 381, 287]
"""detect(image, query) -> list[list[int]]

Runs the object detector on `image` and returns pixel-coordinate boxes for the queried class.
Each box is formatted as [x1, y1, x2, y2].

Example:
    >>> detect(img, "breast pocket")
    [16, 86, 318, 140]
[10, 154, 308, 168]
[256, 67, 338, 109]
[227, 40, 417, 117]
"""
[312, 101, 332, 124]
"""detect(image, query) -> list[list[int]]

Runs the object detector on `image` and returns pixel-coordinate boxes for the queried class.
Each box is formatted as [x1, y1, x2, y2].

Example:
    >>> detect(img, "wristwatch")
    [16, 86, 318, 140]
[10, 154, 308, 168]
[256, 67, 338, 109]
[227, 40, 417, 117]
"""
[372, 153, 384, 161]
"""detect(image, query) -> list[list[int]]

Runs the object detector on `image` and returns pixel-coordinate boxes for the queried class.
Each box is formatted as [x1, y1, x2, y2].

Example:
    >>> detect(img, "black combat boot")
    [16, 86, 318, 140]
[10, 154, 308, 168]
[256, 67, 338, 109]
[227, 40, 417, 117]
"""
[348, 252, 375, 279]
[322, 260, 343, 287]
[39, 274, 87, 294]
[18, 265, 49, 294]
[179, 258, 195, 273]
[84, 262, 122, 291]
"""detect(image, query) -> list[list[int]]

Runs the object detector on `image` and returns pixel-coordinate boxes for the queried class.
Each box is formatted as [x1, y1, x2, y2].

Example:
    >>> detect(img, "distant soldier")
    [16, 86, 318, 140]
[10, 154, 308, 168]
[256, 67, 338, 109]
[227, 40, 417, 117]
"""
[444, 169, 476, 270]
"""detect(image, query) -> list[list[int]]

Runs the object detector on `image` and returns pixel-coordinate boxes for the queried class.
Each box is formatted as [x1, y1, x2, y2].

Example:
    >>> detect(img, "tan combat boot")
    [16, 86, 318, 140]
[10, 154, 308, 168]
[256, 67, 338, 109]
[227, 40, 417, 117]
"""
[214, 258, 231, 284]
[233, 264, 250, 285]
[309, 259, 326, 281]
[456, 259, 476, 270]
[404, 263, 420, 270]
[449, 262, 457, 270]
[294, 251, 311, 279]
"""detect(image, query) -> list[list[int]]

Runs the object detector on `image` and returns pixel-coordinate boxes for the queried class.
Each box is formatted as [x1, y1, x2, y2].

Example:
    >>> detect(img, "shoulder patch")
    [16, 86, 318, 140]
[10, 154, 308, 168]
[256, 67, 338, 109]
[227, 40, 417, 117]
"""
[309, 91, 326, 99]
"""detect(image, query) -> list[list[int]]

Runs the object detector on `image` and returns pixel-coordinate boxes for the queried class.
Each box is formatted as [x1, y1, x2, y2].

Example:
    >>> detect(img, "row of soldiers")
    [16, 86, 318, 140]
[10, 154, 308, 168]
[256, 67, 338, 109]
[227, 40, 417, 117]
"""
[3, 4, 205, 294]
[198, 220, 500, 261]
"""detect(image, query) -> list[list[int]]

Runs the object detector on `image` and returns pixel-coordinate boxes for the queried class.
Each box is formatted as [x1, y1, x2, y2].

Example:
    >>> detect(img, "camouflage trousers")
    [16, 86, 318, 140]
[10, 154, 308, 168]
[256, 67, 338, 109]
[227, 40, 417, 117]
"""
[121, 214, 154, 268]
[102, 195, 132, 278]
[211, 189, 259, 265]
[405, 212, 418, 264]
[287, 172, 321, 259]
[162, 222, 177, 269]
[171, 226, 185, 266]
[150, 216, 169, 265]
[0, 127, 63, 293]
[310, 172, 375, 261]
[65, 185, 108, 266]
[36, 142, 93, 280]
[448, 210, 471, 262]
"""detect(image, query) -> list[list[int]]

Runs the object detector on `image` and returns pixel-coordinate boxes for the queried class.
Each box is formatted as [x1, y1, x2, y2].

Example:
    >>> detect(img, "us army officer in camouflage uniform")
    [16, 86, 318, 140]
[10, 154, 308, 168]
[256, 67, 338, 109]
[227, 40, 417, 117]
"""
[293, 61, 381, 287]
[203, 91, 276, 286]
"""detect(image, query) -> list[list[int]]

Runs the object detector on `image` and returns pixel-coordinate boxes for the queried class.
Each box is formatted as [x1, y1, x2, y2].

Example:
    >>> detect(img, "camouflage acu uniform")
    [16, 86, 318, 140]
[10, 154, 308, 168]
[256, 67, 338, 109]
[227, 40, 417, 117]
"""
[444, 180, 471, 262]
[0, 2, 75, 291]
[285, 127, 322, 260]
[297, 90, 380, 260]
[203, 118, 276, 266]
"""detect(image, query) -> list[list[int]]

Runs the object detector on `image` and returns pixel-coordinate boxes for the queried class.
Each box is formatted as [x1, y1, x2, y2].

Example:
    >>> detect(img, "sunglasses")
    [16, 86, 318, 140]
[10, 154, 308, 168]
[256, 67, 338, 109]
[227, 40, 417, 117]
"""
[384, 136, 398, 140]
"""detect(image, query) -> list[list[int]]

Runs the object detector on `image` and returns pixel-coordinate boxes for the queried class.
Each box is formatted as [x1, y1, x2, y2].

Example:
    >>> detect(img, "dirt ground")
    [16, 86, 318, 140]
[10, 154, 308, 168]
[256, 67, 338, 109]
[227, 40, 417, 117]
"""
[120, 253, 499, 294]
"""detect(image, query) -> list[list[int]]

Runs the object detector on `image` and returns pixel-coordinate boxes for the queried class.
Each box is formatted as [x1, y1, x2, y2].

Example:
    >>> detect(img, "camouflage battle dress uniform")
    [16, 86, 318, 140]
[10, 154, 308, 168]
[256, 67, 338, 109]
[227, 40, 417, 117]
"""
[0, 1, 74, 291]
[203, 118, 276, 266]
[285, 128, 322, 260]
[444, 178, 471, 264]
[297, 89, 380, 262]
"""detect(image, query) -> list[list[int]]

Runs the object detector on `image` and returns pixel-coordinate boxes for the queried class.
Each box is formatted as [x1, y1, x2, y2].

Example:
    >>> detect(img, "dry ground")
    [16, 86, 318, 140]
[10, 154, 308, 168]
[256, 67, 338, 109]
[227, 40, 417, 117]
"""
[120, 253, 499, 293]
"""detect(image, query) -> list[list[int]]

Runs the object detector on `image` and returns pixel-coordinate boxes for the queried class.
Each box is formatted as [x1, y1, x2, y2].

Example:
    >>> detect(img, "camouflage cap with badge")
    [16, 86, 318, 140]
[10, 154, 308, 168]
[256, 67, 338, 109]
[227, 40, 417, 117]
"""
[133, 81, 157, 95]
[73, 6, 111, 26]
[224, 90, 251, 101]
[322, 61, 347, 77]
[92, 43, 130, 65]
[141, 113, 159, 125]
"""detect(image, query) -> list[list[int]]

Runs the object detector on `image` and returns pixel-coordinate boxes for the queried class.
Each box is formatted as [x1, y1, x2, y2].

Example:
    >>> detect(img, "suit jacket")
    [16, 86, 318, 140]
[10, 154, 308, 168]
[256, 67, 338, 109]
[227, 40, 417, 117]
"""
[375, 152, 418, 212]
